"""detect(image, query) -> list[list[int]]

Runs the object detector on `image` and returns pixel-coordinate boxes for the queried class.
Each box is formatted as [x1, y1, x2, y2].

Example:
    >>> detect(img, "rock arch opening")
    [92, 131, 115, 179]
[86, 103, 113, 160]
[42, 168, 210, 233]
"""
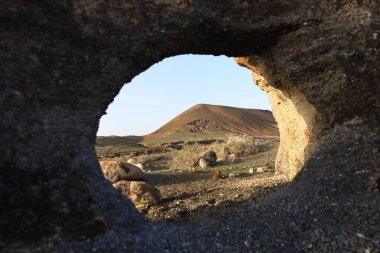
[96, 55, 289, 220]
[2, 1, 379, 251]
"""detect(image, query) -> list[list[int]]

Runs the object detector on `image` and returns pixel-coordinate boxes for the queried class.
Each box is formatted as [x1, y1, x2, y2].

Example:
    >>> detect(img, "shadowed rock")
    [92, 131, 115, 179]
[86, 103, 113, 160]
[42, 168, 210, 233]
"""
[0, 0, 379, 252]
[113, 180, 161, 206]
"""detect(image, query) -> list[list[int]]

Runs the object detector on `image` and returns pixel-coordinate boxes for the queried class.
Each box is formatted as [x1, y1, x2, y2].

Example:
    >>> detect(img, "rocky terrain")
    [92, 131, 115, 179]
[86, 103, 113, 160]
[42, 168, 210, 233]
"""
[144, 170, 288, 224]
[1, 1, 379, 252]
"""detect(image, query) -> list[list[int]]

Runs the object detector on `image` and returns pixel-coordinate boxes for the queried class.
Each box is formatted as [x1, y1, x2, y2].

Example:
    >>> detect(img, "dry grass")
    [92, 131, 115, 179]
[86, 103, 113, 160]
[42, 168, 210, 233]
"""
[135, 154, 171, 165]
[170, 144, 203, 170]
[224, 134, 258, 156]
[169, 134, 266, 171]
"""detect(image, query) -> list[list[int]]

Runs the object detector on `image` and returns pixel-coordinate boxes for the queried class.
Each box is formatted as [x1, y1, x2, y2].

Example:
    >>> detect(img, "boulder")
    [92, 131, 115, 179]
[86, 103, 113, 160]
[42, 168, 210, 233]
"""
[229, 173, 236, 178]
[113, 180, 161, 206]
[99, 160, 129, 184]
[129, 181, 162, 205]
[201, 150, 217, 166]
[120, 161, 145, 181]
[99, 160, 145, 183]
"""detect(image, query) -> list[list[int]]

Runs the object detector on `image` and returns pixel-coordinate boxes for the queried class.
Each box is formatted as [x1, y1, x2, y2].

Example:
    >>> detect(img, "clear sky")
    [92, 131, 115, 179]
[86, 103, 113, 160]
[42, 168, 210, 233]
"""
[97, 55, 271, 136]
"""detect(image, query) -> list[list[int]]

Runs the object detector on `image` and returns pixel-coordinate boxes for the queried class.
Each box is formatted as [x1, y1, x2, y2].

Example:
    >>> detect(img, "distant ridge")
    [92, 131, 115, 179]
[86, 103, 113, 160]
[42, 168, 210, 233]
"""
[145, 104, 279, 141]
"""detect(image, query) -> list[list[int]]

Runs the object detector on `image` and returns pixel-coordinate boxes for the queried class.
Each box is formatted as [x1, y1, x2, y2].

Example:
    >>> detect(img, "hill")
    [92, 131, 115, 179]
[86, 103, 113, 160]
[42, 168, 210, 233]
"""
[96, 135, 143, 147]
[143, 104, 279, 144]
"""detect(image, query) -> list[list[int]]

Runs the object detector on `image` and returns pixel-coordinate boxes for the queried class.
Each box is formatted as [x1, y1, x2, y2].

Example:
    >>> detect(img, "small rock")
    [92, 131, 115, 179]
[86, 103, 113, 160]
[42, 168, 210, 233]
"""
[256, 167, 265, 173]
[134, 163, 145, 171]
[229, 173, 236, 178]
[248, 168, 255, 174]
[227, 154, 236, 163]
[214, 200, 223, 206]
[356, 233, 366, 239]
[243, 240, 251, 248]
[199, 158, 208, 168]
[127, 158, 136, 164]
[212, 170, 222, 180]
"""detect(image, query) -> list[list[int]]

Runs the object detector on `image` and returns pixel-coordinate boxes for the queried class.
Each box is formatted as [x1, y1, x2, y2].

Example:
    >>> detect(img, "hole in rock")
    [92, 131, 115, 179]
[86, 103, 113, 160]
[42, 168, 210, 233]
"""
[96, 55, 287, 225]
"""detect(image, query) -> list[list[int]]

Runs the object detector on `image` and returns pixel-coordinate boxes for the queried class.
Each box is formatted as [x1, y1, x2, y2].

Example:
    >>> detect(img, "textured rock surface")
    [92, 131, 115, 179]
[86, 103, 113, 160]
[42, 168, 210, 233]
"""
[99, 160, 130, 183]
[100, 160, 145, 182]
[129, 181, 162, 206]
[236, 57, 321, 179]
[113, 180, 161, 206]
[0, 0, 379, 252]
[119, 161, 145, 181]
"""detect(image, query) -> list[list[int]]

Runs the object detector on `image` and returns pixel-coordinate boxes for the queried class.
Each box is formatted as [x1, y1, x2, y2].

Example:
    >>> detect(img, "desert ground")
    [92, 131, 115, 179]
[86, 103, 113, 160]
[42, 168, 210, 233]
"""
[97, 134, 288, 228]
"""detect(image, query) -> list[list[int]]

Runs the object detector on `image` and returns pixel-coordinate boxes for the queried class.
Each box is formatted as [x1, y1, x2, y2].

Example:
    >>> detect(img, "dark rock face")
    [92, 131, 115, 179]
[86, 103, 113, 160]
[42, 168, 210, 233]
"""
[0, 0, 379, 252]
[202, 150, 217, 166]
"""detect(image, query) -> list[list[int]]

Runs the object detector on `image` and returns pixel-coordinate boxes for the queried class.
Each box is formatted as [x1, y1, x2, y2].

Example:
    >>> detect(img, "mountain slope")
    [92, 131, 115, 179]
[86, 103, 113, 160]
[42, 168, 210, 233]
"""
[144, 104, 279, 142]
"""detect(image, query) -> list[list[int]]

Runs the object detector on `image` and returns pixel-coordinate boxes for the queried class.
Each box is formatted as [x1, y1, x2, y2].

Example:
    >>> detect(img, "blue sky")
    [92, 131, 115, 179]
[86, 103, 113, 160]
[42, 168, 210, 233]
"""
[97, 55, 271, 136]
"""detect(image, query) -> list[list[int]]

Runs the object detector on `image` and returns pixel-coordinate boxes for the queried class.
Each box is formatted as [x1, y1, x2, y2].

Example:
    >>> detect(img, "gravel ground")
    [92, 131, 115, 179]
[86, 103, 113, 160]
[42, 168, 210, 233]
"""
[143, 170, 289, 225]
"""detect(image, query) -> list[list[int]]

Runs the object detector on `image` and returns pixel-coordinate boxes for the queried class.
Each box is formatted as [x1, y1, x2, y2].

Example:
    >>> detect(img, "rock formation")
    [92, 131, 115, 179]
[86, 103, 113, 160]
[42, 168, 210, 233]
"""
[0, 0, 379, 252]
[200, 150, 217, 167]
[113, 180, 161, 206]
[99, 160, 145, 181]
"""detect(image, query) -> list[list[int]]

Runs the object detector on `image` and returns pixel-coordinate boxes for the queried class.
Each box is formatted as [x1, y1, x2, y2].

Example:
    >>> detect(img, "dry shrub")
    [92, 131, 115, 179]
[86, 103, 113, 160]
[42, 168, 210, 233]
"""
[135, 154, 170, 165]
[169, 134, 266, 170]
[207, 134, 262, 160]
[170, 144, 206, 170]
[224, 134, 257, 156]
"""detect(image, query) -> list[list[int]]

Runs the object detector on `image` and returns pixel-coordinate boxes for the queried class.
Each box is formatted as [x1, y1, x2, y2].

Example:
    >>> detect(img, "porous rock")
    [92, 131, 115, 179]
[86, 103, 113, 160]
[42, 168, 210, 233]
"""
[129, 181, 162, 206]
[99, 160, 129, 184]
[120, 161, 145, 181]
[113, 180, 161, 206]
[0, 1, 379, 252]
[99, 160, 145, 182]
